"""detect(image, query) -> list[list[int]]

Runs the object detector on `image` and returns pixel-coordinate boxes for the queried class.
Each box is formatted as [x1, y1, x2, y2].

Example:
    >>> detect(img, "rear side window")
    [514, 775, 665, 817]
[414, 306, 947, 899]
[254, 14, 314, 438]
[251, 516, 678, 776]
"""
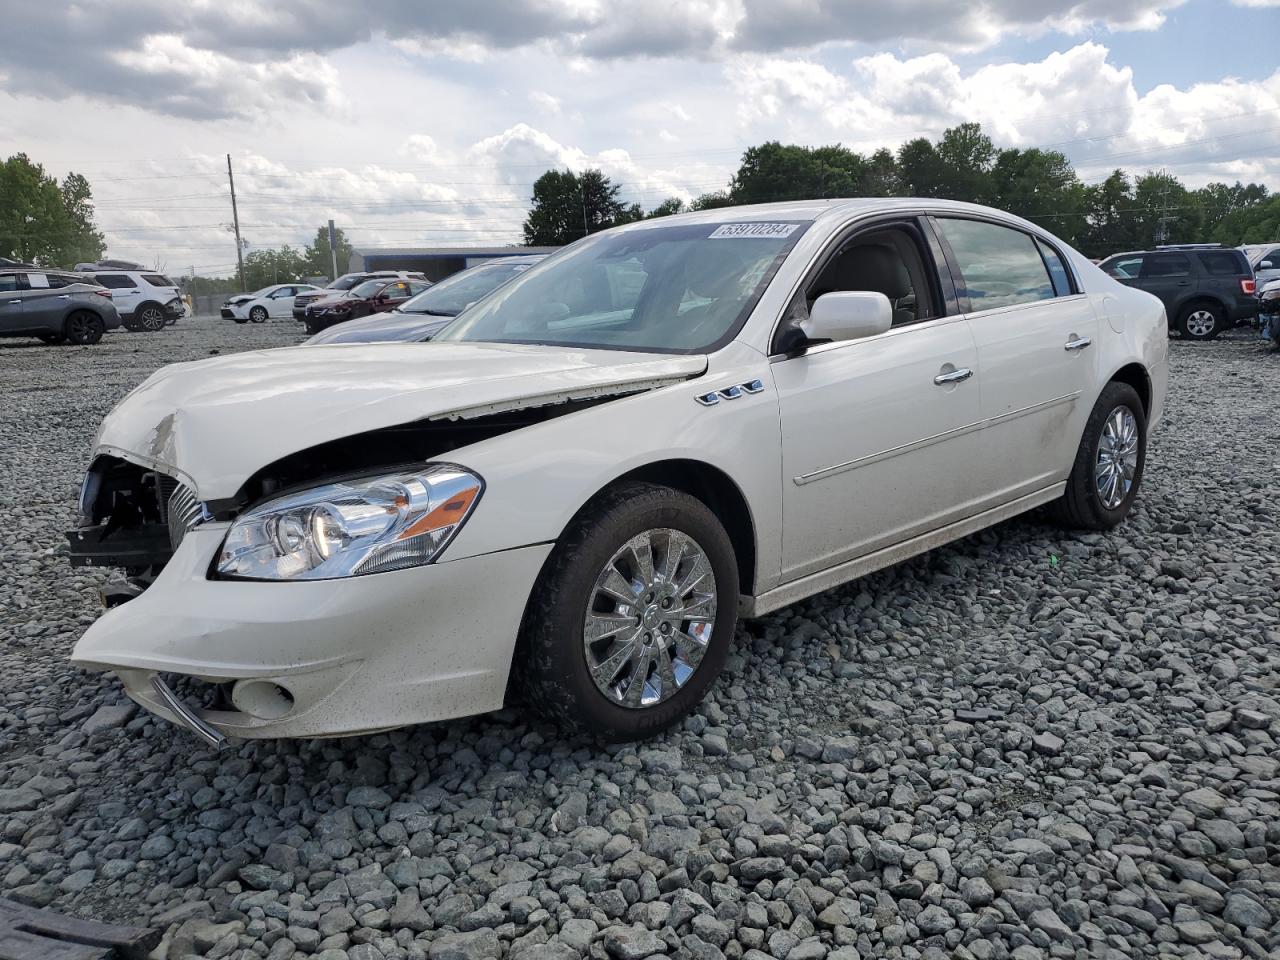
[1104, 256, 1142, 279]
[94, 275, 136, 289]
[0, 274, 18, 292]
[938, 218, 1055, 311]
[1140, 254, 1190, 278]
[142, 274, 175, 287]
[1035, 239, 1074, 297]
[1199, 251, 1249, 276]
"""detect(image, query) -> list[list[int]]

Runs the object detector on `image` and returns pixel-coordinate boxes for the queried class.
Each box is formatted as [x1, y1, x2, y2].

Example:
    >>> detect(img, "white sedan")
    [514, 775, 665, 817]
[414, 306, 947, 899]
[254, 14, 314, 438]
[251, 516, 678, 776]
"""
[68, 199, 1167, 744]
[221, 283, 320, 323]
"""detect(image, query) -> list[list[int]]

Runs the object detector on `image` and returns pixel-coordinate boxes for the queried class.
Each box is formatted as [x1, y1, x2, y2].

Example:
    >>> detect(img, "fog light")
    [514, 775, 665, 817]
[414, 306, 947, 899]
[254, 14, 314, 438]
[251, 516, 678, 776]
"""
[231, 679, 295, 720]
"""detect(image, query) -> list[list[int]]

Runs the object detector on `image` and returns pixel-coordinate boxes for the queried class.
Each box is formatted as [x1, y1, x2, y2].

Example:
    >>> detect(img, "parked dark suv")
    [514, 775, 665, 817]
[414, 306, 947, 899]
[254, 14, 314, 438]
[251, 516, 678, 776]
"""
[1098, 245, 1257, 341]
[0, 269, 122, 345]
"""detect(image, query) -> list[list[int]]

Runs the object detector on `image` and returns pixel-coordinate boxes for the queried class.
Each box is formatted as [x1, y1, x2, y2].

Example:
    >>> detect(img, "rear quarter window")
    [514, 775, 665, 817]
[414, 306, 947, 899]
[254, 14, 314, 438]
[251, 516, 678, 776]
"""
[94, 275, 136, 289]
[142, 274, 176, 287]
[1198, 251, 1250, 276]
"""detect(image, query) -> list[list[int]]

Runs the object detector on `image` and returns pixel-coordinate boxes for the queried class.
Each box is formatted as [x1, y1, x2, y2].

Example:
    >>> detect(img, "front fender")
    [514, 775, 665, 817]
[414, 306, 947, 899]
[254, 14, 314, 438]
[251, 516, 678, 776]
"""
[442, 342, 785, 593]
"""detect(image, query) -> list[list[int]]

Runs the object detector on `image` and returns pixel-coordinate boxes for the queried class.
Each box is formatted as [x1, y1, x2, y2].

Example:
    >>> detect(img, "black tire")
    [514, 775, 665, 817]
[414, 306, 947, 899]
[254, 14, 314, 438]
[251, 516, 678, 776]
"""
[1050, 382, 1147, 531]
[304, 319, 320, 335]
[64, 311, 104, 345]
[134, 303, 166, 332]
[517, 481, 739, 742]
[1177, 302, 1223, 341]
[249, 306, 268, 323]
[37, 333, 66, 345]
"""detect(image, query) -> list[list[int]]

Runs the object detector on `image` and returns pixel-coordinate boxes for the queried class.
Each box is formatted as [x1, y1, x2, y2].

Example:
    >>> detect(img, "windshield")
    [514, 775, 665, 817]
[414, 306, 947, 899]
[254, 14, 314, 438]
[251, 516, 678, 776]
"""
[348, 279, 387, 298]
[249, 286, 276, 298]
[399, 261, 535, 316]
[435, 220, 807, 353]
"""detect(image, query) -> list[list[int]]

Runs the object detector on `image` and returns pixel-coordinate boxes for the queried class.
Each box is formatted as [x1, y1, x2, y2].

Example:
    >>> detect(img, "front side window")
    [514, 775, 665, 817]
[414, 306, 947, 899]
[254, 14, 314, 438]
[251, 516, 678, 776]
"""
[437, 220, 807, 353]
[1140, 254, 1190, 278]
[349, 280, 387, 298]
[1104, 256, 1143, 279]
[939, 218, 1054, 311]
[0, 274, 18, 292]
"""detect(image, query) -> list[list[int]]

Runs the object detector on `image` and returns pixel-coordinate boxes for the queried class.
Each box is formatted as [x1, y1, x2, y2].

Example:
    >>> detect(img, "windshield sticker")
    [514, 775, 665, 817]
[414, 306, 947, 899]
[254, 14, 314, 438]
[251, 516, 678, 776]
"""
[708, 222, 799, 239]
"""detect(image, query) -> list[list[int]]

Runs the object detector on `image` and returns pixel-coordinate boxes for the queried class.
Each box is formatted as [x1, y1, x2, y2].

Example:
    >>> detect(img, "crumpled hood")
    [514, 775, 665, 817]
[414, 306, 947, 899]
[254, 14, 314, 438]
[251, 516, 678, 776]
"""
[94, 341, 707, 500]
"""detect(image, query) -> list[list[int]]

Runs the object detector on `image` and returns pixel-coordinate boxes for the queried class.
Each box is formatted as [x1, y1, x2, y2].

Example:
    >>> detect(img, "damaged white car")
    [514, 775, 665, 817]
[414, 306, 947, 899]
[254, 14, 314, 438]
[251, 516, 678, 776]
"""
[69, 199, 1168, 744]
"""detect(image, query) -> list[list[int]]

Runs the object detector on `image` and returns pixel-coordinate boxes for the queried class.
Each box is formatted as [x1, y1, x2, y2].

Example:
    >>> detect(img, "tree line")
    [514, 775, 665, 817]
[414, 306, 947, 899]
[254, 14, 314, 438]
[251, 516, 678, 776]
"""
[0, 154, 106, 267]
[522, 123, 1279, 258]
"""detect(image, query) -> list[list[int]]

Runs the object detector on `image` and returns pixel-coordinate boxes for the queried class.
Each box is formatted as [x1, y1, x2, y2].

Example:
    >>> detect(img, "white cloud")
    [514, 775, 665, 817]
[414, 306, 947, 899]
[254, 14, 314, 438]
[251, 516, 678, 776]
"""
[529, 91, 563, 115]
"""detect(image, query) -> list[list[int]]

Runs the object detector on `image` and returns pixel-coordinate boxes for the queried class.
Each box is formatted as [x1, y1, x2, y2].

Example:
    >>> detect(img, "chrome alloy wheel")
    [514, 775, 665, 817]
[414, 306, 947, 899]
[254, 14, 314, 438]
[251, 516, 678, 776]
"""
[139, 305, 166, 331]
[1095, 405, 1139, 509]
[583, 528, 717, 709]
[1184, 310, 1217, 338]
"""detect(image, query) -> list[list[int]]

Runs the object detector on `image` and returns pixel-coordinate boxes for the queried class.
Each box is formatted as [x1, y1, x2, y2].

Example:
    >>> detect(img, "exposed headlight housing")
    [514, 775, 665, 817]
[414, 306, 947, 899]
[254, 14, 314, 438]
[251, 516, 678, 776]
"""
[217, 465, 482, 581]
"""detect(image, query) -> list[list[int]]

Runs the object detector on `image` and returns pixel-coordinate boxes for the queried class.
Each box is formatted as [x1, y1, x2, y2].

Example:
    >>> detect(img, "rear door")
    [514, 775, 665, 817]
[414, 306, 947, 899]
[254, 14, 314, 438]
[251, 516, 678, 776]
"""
[1136, 253, 1194, 317]
[0, 273, 23, 332]
[935, 215, 1099, 503]
[95, 274, 141, 314]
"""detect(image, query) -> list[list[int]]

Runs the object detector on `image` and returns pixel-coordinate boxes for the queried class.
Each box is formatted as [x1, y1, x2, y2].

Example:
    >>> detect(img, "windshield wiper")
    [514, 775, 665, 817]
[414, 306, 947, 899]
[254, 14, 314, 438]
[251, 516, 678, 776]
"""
[406, 308, 457, 317]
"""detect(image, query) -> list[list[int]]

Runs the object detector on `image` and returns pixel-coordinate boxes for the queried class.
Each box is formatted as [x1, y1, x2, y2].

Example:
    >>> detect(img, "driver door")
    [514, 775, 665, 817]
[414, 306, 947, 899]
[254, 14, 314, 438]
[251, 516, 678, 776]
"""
[772, 220, 986, 582]
[269, 286, 295, 317]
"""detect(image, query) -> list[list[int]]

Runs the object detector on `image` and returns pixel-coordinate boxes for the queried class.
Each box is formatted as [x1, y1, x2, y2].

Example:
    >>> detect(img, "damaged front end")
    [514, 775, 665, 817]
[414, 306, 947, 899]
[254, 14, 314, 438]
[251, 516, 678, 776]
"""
[67, 456, 209, 605]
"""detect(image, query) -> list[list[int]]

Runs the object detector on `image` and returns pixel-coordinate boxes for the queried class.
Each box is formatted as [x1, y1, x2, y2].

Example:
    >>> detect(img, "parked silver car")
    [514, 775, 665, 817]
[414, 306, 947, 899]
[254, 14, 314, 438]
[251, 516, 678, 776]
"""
[0, 269, 122, 345]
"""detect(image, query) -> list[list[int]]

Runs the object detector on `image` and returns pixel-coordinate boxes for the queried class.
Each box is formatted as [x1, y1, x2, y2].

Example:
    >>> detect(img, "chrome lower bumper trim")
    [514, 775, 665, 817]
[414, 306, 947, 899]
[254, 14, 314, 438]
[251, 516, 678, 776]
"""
[149, 676, 228, 749]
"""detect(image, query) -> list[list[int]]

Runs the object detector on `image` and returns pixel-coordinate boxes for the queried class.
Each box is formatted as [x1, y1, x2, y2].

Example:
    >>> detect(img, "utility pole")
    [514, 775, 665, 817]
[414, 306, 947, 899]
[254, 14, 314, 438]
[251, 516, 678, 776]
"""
[227, 154, 246, 292]
[328, 219, 339, 280]
[578, 178, 589, 237]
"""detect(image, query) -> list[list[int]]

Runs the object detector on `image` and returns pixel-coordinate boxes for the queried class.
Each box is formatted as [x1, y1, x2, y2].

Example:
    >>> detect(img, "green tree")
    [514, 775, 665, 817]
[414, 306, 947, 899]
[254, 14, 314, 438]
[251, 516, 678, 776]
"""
[730, 142, 867, 203]
[306, 224, 354, 279]
[243, 245, 310, 289]
[646, 197, 686, 218]
[991, 147, 1084, 243]
[0, 154, 104, 266]
[691, 191, 733, 210]
[523, 168, 627, 245]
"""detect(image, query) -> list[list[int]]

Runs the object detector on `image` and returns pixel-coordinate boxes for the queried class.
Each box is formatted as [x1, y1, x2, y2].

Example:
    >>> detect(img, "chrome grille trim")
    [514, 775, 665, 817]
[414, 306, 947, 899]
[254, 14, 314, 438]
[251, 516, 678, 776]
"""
[167, 481, 207, 552]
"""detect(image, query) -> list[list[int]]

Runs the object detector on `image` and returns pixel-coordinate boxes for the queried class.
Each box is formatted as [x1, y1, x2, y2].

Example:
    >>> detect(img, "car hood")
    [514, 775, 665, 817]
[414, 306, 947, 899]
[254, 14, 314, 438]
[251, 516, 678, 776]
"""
[307, 311, 453, 345]
[94, 341, 708, 500]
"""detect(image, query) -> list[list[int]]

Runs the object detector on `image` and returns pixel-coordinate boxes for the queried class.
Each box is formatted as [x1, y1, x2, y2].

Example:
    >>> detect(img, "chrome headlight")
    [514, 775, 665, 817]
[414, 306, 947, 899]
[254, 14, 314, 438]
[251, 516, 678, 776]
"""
[217, 465, 482, 581]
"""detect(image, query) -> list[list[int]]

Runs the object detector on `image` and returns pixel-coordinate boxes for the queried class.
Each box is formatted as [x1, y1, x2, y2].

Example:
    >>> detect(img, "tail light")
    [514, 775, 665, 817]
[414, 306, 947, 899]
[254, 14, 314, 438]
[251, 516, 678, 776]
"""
[1242, 278, 1256, 295]
[93, 289, 112, 299]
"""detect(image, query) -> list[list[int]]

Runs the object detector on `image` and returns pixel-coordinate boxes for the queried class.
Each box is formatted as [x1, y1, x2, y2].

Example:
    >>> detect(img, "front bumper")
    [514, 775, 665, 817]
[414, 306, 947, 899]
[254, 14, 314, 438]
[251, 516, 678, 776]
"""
[71, 525, 552, 739]
[221, 303, 250, 320]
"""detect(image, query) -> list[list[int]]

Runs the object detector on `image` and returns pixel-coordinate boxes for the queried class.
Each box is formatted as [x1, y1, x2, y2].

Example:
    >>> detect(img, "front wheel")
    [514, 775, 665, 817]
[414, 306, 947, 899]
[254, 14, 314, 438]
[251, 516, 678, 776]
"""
[1178, 303, 1223, 341]
[517, 482, 739, 741]
[1050, 382, 1147, 530]
[249, 306, 268, 323]
[135, 304, 166, 332]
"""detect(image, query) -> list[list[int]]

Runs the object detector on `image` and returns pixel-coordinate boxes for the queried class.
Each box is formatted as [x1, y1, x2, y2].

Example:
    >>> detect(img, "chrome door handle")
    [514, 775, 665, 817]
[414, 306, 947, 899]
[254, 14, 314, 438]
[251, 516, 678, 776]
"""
[57, 294, 70, 299]
[1064, 336, 1092, 351]
[934, 367, 973, 385]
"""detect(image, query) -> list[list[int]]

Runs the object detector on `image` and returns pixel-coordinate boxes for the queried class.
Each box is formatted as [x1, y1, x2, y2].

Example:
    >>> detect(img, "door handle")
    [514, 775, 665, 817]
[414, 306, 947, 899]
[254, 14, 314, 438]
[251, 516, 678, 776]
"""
[6, 299, 19, 304]
[934, 367, 973, 385]
[1065, 336, 1092, 351]
[57, 294, 70, 299]
[1177, 281, 1191, 286]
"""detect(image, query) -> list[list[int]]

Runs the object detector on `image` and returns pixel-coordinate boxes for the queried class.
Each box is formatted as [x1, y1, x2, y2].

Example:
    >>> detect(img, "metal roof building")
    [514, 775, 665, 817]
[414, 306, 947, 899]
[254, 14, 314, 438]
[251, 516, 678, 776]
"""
[349, 246, 558, 282]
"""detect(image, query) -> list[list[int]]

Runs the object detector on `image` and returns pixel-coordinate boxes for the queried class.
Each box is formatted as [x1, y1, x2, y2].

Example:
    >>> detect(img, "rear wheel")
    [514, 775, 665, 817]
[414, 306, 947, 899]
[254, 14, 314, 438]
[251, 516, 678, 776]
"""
[135, 303, 166, 332]
[518, 482, 739, 741]
[64, 311, 104, 345]
[1178, 302, 1223, 341]
[1050, 382, 1146, 530]
[249, 305, 268, 323]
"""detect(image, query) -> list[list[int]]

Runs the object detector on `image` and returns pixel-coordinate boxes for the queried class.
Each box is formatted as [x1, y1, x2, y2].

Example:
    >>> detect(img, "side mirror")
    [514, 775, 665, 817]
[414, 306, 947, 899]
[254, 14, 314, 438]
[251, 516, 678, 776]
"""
[1261, 261, 1273, 269]
[800, 291, 893, 345]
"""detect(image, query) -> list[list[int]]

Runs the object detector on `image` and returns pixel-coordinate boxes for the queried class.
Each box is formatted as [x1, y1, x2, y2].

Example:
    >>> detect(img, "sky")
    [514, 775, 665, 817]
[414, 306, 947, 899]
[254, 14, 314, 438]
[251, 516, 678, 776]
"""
[1, 0, 1277, 276]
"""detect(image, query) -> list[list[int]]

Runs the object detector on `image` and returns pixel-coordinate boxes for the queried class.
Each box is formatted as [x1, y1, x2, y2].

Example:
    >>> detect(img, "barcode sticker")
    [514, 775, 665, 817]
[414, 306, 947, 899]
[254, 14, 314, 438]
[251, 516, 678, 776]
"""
[708, 222, 799, 239]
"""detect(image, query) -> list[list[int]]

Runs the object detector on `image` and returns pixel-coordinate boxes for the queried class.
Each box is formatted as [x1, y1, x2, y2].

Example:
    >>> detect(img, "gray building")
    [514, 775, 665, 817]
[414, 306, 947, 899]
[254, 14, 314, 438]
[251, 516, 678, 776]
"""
[349, 245, 558, 282]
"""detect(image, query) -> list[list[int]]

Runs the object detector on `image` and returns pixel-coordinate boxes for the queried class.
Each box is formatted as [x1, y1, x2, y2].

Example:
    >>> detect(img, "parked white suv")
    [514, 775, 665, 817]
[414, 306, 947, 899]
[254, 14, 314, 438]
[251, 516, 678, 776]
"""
[69, 199, 1167, 745]
[85, 270, 184, 331]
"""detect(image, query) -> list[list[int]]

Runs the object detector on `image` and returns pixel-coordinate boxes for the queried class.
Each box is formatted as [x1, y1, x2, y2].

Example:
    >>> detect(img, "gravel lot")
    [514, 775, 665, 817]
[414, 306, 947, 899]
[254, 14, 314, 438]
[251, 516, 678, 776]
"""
[1, 316, 1278, 960]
